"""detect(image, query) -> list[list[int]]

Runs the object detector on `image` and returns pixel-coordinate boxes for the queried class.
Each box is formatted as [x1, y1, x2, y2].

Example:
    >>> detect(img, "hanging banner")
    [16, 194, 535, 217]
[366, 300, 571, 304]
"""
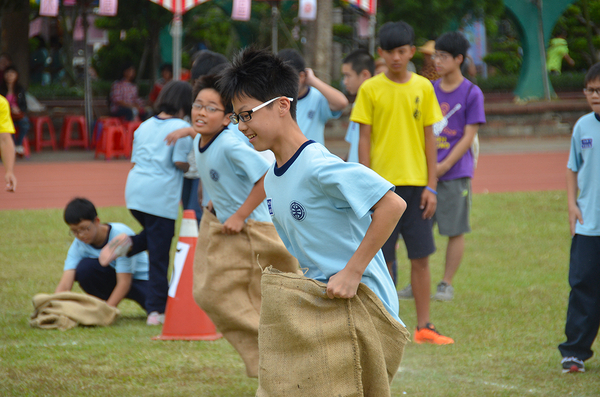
[99, 0, 119, 16]
[299, 0, 316, 21]
[231, 0, 251, 21]
[39, 0, 59, 17]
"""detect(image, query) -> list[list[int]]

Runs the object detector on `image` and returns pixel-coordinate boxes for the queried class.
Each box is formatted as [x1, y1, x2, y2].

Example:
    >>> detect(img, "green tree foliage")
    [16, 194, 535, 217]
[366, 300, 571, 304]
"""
[552, 0, 600, 68]
[377, 0, 504, 42]
[92, 0, 171, 81]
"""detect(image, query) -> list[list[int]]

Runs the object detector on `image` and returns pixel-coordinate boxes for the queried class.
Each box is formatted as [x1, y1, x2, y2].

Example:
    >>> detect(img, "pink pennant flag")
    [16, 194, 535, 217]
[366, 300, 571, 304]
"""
[299, 0, 317, 21]
[99, 0, 118, 16]
[39, 0, 59, 17]
[231, 0, 251, 21]
[64, 0, 77, 6]
[357, 15, 369, 38]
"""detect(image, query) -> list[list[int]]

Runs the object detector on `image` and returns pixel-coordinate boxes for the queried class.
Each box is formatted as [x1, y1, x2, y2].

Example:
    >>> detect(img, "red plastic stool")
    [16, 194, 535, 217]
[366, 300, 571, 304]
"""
[94, 124, 129, 160]
[123, 120, 142, 156]
[61, 115, 88, 150]
[30, 116, 57, 152]
[92, 117, 122, 149]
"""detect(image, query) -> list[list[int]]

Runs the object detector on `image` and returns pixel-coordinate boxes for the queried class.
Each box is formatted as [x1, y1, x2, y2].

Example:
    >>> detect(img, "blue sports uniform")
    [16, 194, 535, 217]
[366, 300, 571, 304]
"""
[195, 128, 272, 224]
[296, 87, 342, 145]
[264, 140, 403, 324]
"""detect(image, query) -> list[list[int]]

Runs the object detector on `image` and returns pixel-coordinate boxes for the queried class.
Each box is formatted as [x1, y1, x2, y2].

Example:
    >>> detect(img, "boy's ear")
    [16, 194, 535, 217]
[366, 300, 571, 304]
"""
[359, 69, 372, 80]
[377, 47, 383, 57]
[409, 45, 416, 59]
[93, 216, 100, 225]
[278, 97, 291, 117]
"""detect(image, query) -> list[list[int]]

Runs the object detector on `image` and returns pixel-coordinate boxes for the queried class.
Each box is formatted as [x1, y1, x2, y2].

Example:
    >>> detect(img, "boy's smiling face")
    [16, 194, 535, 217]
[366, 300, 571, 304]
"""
[585, 78, 600, 114]
[232, 95, 283, 152]
[191, 88, 230, 142]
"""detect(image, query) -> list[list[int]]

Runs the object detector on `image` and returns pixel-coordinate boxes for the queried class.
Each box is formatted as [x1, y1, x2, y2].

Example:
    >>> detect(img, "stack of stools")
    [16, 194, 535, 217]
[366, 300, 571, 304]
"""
[60, 115, 88, 150]
[94, 118, 129, 161]
[123, 120, 142, 155]
[30, 116, 57, 152]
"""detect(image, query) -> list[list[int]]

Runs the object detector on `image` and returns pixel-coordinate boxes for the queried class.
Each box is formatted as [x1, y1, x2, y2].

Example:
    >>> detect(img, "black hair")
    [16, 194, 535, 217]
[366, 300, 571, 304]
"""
[343, 49, 375, 76]
[435, 32, 470, 65]
[219, 47, 298, 121]
[584, 63, 600, 86]
[121, 63, 135, 76]
[2, 65, 19, 77]
[277, 48, 306, 74]
[155, 80, 193, 116]
[64, 198, 97, 225]
[160, 63, 173, 74]
[192, 74, 233, 114]
[379, 21, 415, 50]
[190, 50, 229, 81]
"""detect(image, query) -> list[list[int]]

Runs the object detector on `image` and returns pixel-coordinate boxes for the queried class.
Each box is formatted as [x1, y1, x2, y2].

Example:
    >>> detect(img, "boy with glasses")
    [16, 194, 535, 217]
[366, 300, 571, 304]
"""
[428, 32, 486, 301]
[220, 48, 409, 392]
[55, 198, 149, 313]
[185, 74, 298, 377]
[559, 63, 600, 373]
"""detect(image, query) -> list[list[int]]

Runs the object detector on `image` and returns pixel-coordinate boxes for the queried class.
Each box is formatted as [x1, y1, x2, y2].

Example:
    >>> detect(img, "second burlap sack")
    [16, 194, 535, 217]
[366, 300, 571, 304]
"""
[257, 267, 410, 397]
[193, 209, 299, 377]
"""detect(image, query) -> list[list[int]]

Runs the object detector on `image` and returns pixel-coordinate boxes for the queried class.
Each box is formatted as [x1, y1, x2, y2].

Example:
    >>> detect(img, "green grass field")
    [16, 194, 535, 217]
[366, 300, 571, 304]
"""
[1, 191, 599, 396]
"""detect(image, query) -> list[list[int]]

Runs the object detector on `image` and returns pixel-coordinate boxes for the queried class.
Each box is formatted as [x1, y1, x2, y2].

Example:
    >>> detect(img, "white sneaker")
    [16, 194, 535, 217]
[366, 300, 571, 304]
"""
[433, 281, 454, 301]
[146, 311, 165, 326]
[397, 284, 414, 300]
[15, 145, 24, 155]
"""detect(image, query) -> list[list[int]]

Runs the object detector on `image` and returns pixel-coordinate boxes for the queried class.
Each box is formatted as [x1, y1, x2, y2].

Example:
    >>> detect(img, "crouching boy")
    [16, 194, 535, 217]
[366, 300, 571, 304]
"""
[55, 198, 149, 313]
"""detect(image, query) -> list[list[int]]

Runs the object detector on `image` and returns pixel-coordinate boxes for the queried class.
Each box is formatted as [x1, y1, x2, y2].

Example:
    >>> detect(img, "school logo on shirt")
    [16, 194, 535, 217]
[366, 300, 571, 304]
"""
[267, 198, 274, 216]
[581, 138, 593, 149]
[289, 201, 306, 221]
[209, 169, 219, 182]
[307, 110, 315, 120]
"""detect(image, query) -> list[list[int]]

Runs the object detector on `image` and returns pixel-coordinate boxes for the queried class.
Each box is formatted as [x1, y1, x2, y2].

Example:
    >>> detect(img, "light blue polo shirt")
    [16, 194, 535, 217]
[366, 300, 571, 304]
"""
[567, 112, 600, 236]
[64, 223, 149, 280]
[125, 116, 193, 220]
[296, 87, 342, 145]
[195, 128, 272, 224]
[264, 140, 402, 324]
[345, 120, 359, 163]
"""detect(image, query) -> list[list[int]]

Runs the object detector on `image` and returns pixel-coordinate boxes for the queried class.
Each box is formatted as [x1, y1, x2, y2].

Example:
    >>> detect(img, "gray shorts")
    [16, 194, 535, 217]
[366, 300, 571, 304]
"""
[434, 178, 471, 237]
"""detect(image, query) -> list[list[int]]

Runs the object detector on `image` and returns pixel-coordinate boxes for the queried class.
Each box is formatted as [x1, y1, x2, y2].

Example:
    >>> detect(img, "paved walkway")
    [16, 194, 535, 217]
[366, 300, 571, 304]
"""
[0, 136, 570, 211]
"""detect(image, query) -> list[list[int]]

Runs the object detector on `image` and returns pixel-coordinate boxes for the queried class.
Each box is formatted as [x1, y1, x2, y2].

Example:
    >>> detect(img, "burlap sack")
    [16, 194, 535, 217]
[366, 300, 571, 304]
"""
[257, 267, 410, 397]
[30, 292, 120, 330]
[193, 209, 299, 377]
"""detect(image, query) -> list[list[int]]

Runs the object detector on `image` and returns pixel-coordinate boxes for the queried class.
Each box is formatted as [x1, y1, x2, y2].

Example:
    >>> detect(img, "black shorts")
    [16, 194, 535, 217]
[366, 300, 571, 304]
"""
[381, 186, 436, 261]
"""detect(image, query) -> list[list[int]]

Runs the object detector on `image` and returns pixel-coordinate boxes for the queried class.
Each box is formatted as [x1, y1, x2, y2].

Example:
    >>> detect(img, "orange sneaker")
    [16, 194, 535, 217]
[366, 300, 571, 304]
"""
[414, 323, 454, 345]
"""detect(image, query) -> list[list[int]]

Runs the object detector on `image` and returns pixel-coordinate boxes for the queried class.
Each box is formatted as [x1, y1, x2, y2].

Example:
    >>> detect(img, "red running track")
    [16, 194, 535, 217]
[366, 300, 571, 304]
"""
[0, 152, 569, 211]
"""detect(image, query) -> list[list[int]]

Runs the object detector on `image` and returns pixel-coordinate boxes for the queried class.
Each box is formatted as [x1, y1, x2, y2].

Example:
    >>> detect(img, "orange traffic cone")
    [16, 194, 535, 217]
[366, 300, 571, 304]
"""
[153, 210, 222, 341]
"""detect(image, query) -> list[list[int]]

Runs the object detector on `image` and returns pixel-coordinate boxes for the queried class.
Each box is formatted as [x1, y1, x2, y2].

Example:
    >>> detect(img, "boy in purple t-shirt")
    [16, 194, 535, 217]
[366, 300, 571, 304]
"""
[431, 32, 485, 301]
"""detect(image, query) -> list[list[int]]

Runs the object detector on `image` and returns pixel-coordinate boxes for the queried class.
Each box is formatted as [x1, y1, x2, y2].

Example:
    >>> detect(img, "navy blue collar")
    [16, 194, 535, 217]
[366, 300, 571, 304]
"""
[198, 127, 228, 153]
[273, 140, 315, 176]
[595, 113, 600, 122]
[298, 86, 311, 101]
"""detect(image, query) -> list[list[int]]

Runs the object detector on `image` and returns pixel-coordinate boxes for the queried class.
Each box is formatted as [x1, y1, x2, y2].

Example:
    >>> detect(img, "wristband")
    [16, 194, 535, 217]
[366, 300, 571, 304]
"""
[425, 186, 437, 195]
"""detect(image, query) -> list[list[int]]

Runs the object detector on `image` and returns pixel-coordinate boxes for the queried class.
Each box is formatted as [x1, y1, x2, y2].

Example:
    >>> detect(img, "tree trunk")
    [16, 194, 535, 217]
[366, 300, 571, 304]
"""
[1, 0, 31, 87]
[313, 0, 333, 84]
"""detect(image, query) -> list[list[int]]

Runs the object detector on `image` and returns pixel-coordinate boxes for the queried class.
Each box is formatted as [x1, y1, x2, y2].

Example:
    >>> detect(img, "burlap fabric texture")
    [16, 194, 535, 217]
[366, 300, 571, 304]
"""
[256, 267, 410, 397]
[30, 292, 120, 330]
[193, 209, 299, 377]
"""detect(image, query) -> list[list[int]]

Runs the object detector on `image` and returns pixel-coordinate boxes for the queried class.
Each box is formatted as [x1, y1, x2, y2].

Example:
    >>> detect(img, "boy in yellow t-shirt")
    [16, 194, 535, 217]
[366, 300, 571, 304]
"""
[0, 94, 16, 192]
[351, 21, 453, 345]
